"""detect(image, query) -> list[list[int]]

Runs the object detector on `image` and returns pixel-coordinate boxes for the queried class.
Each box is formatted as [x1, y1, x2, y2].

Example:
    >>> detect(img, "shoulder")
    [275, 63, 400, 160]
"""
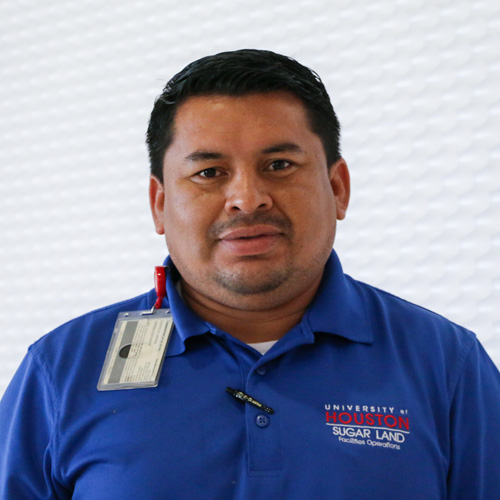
[27, 290, 156, 389]
[349, 275, 475, 343]
[32, 291, 155, 348]
[346, 276, 478, 389]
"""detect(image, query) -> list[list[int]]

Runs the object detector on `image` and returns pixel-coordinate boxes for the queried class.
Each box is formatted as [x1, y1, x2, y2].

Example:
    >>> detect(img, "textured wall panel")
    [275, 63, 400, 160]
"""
[1, 0, 499, 396]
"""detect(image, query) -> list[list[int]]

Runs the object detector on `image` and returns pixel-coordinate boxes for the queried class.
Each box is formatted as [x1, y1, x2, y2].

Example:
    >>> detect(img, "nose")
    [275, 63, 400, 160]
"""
[224, 171, 273, 215]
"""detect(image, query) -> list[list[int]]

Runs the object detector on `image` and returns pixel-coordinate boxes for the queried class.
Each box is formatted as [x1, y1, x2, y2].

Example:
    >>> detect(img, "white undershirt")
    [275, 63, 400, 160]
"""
[247, 340, 278, 355]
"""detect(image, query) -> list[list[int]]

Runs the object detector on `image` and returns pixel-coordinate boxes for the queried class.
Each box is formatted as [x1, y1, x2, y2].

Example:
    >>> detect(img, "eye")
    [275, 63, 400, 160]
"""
[196, 167, 222, 178]
[267, 160, 291, 171]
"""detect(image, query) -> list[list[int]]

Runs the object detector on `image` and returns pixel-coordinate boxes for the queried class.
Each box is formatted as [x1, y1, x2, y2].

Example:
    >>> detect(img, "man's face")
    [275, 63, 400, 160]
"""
[150, 91, 349, 311]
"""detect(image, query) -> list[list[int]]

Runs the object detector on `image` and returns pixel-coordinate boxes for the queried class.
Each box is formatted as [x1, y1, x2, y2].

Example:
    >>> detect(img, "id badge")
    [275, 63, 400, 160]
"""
[97, 308, 174, 391]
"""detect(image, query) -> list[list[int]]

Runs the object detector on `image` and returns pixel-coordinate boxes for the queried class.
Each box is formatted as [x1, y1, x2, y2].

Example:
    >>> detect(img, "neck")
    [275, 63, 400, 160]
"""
[180, 275, 322, 343]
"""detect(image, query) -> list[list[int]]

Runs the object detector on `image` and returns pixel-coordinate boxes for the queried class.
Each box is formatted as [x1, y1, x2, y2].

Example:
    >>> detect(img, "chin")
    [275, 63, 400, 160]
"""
[213, 269, 290, 296]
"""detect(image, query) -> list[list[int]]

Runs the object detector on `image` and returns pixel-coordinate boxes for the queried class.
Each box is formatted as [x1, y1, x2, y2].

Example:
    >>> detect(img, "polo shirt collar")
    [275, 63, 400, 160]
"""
[163, 258, 209, 344]
[162, 249, 373, 354]
[305, 250, 373, 344]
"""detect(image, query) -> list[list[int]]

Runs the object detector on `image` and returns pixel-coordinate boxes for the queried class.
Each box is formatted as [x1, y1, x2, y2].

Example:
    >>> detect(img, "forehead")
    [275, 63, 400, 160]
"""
[169, 91, 320, 153]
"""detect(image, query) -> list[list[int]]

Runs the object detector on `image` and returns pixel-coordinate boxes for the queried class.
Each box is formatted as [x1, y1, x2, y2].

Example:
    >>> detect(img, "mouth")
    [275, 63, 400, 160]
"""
[218, 225, 283, 256]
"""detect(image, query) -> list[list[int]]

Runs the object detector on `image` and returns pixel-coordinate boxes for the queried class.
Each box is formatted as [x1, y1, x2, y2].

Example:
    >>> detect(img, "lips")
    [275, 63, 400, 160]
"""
[219, 225, 282, 240]
[218, 225, 283, 256]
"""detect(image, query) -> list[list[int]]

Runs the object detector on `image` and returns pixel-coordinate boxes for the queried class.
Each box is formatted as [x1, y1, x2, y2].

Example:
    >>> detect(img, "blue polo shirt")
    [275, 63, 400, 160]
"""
[1, 251, 499, 499]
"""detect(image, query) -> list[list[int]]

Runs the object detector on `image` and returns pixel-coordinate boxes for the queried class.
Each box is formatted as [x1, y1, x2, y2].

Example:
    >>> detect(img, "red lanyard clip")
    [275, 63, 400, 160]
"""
[154, 266, 167, 309]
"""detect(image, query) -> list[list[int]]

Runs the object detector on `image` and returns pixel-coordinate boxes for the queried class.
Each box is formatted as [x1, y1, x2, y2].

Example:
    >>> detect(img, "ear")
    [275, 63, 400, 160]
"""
[329, 158, 350, 221]
[149, 175, 166, 235]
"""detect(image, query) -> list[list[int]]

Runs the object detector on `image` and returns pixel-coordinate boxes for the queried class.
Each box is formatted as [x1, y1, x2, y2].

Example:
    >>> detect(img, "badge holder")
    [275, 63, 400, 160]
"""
[97, 266, 174, 391]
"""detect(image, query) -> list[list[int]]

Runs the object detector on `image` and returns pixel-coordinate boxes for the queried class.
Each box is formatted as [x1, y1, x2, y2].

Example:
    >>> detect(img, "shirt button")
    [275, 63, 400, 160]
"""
[256, 366, 266, 375]
[256, 414, 270, 428]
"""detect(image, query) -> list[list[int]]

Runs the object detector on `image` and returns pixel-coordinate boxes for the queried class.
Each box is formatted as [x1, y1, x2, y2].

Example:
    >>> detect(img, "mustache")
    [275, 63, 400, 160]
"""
[208, 212, 294, 240]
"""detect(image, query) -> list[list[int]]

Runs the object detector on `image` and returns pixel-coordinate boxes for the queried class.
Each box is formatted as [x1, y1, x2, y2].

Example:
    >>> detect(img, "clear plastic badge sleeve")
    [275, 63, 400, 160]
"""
[97, 309, 174, 391]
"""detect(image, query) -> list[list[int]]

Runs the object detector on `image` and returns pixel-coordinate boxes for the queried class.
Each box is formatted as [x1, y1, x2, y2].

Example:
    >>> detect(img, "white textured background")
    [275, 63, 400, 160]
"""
[1, 0, 499, 397]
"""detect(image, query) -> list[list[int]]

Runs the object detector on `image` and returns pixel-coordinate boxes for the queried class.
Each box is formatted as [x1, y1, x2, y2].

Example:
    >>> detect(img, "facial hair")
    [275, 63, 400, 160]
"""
[208, 212, 295, 296]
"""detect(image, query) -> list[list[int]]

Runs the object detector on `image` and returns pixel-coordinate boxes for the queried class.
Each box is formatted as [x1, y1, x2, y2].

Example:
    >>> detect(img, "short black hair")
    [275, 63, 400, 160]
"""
[146, 49, 341, 183]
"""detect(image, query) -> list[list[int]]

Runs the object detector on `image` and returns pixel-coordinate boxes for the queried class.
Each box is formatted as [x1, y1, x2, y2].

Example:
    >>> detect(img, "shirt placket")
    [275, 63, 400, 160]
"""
[218, 333, 284, 476]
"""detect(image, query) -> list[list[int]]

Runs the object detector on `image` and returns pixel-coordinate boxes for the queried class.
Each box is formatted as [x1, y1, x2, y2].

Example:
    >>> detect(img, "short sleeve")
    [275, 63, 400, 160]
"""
[447, 338, 500, 499]
[0, 349, 68, 499]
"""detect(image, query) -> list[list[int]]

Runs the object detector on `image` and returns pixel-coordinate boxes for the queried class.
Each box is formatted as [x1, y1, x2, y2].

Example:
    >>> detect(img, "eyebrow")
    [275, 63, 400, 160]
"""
[185, 151, 228, 162]
[185, 142, 305, 162]
[260, 142, 305, 155]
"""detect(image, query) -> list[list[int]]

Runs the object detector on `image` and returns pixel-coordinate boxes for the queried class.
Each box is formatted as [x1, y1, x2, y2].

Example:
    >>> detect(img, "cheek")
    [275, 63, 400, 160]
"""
[288, 184, 335, 227]
[162, 184, 190, 224]
[163, 189, 220, 247]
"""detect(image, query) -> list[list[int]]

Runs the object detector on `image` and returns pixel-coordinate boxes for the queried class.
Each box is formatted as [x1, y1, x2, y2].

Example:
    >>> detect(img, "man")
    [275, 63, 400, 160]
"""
[1, 49, 499, 499]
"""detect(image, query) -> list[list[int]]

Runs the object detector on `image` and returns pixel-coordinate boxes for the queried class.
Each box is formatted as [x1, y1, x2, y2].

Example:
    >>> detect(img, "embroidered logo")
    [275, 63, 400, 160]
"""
[324, 403, 410, 451]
